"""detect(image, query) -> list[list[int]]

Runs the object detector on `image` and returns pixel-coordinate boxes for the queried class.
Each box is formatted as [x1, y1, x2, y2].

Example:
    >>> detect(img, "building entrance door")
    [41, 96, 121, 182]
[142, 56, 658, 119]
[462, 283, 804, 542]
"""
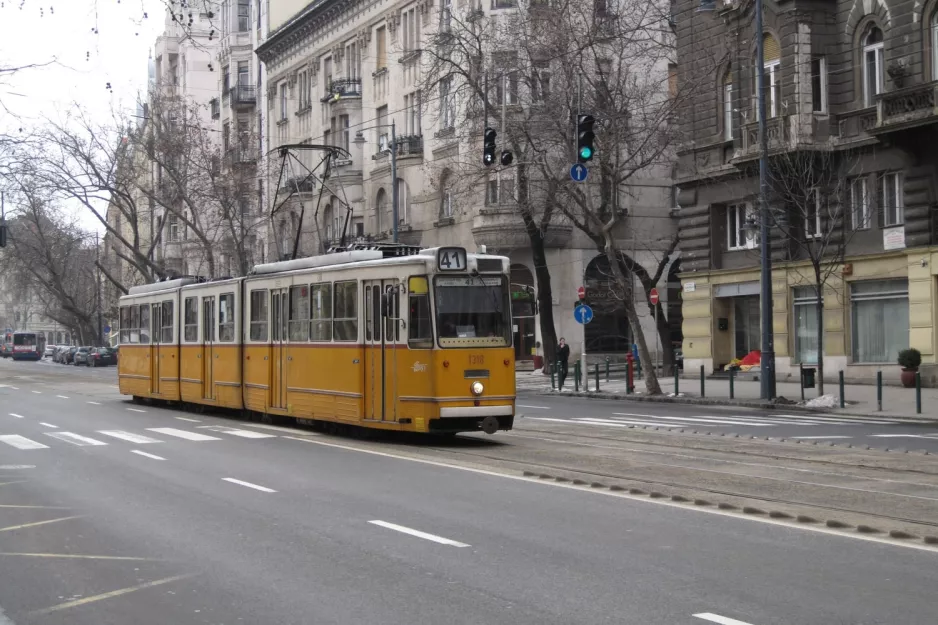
[733, 296, 761, 359]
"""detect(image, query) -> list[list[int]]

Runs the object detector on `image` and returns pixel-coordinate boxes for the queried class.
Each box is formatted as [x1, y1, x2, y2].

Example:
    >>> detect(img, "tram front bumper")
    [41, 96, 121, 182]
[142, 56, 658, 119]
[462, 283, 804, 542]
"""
[431, 405, 514, 434]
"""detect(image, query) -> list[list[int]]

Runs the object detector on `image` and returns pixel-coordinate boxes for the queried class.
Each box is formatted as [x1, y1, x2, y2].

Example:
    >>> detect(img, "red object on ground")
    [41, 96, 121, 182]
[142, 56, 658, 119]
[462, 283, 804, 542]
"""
[740, 350, 761, 366]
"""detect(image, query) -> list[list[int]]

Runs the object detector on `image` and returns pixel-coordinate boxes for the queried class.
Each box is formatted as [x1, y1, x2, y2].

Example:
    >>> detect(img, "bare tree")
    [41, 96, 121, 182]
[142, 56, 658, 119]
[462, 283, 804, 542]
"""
[764, 149, 863, 394]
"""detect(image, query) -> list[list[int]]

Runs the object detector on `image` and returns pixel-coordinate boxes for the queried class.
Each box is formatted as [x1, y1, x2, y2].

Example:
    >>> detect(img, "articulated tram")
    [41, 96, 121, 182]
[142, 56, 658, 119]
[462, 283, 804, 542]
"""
[117, 245, 516, 434]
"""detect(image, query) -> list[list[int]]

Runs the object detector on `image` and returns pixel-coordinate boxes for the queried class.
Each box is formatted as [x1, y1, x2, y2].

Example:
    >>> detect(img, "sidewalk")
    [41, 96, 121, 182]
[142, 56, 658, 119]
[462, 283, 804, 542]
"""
[515, 369, 938, 420]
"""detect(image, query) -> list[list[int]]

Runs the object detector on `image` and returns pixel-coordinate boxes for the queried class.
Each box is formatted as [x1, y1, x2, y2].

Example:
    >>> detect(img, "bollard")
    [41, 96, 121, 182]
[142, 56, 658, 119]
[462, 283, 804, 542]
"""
[594, 363, 600, 392]
[839, 370, 845, 409]
[627, 359, 634, 394]
[799, 363, 805, 401]
[605, 359, 610, 382]
[674, 365, 679, 396]
[556, 360, 563, 391]
[700, 365, 705, 398]
[916, 371, 922, 414]
[550, 362, 556, 391]
[636, 355, 642, 379]
[729, 368, 735, 399]
[876, 371, 882, 412]
[574, 360, 580, 393]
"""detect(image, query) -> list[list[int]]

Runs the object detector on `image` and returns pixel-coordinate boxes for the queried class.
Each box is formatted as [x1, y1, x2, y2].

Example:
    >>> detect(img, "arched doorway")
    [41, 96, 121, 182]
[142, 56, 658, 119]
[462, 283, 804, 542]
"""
[510, 264, 536, 361]
[584, 255, 631, 353]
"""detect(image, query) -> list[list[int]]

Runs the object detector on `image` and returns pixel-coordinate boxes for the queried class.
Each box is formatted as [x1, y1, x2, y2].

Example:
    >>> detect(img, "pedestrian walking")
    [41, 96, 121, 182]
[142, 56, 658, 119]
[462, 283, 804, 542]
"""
[557, 337, 570, 389]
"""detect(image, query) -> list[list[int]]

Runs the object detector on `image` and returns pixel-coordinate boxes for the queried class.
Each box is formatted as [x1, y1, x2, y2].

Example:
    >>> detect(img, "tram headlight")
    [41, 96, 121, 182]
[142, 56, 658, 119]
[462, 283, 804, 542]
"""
[470, 381, 485, 396]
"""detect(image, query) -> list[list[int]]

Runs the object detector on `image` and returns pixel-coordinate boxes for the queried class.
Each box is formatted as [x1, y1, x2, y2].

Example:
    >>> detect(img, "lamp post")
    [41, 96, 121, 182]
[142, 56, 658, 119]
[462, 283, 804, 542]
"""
[354, 120, 398, 243]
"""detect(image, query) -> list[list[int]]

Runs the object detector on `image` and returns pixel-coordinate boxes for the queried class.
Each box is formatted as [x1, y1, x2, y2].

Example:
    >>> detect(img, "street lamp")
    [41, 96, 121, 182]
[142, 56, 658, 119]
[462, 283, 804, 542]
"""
[353, 120, 399, 243]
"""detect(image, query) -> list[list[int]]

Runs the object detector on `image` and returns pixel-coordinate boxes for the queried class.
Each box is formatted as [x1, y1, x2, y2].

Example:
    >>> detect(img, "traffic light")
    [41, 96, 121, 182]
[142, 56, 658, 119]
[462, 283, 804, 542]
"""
[500, 149, 513, 166]
[577, 114, 596, 163]
[483, 128, 497, 167]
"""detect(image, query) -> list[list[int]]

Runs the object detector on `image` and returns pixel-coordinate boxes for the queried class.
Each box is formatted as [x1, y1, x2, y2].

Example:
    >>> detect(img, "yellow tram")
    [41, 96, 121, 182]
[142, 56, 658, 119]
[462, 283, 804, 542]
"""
[117, 245, 516, 434]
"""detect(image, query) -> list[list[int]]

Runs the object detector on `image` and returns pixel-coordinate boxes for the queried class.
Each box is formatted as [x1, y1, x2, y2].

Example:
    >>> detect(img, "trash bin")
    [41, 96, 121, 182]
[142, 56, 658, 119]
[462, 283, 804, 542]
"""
[801, 367, 816, 389]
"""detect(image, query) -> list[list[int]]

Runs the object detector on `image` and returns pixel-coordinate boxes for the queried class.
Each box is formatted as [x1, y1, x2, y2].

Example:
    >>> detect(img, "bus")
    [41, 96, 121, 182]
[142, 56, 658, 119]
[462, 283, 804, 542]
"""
[11, 331, 46, 361]
[117, 245, 516, 435]
[0, 331, 11, 358]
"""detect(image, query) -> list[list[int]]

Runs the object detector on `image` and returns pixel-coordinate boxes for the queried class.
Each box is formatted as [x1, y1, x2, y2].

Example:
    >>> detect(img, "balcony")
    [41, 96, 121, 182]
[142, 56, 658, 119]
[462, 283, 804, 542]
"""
[373, 135, 424, 161]
[472, 208, 573, 249]
[835, 107, 878, 143]
[732, 115, 791, 162]
[872, 81, 938, 133]
[225, 147, 257, 166]
[277, 177, 315, 195]
[228, 84, 256, 109]
[210, 98, 220, 120]
[323, 78, 362, 103]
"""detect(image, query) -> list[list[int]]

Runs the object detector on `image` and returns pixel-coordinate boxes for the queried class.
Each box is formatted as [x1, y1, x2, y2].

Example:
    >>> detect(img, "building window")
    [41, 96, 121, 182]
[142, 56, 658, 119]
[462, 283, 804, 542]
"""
[793, 286, 820, 364]
[396, 179, 409, 224]
[532, 65, 550, 103]
[495, 71, 519, 106]
[863, 26, 884, 107]
[486, 172, 515, 205]
[754, 34, 781, 119]
[222, 66, 230, 94]
[376, 105, 389, 150]
[850, 177, 870, 230]
[376, 26, 387, 70]
[279, 83, 287, 121]
[727, 203, 757, 250]
[723, 71, 733, 141]
[811, 57, 827, 113]
[237, 61, 249, 86]
[339, 114, 350, 153]
[932, 13, 938, 81]
[402, 7, 420, 52]
[440, 0, 452, 32]
[404, 92, 421, 135]
[806, 189, 821, 239]
[439, 76, 456, 128]
[882, 172, 904, 226]
[851, 279, 909, 363]
[167, 213, 179, 242]
[346, 40, 361, 80]
[442, 189, 454, 218]
[237, 0, 250, 32]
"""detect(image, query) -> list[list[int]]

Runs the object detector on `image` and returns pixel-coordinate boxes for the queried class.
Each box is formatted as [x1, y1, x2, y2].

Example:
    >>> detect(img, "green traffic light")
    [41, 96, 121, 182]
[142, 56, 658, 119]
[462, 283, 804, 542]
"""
[579, 146, 593, 160]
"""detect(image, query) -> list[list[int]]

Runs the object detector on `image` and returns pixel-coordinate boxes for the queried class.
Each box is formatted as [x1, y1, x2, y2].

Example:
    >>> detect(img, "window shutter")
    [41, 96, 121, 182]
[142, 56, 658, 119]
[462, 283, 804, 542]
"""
[763, 35, 781, 63]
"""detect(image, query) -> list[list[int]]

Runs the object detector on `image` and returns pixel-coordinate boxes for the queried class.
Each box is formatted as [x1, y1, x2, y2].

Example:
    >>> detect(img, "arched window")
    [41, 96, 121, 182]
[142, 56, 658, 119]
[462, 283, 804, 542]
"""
[375, 188, 388, 233]
[583, 255, 632, 353]
[754, 34, 781, 118]
[863, 26, 884, 106]
[723, 69, 733, 141]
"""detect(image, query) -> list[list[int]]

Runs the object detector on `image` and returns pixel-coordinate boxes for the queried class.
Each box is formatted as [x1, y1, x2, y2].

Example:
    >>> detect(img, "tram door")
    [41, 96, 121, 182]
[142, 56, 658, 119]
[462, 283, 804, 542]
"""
[201, 296, 215, 400]
[150, 303, 161, 395]
[364, 280, 399, 421]
[269, 288, 289, 410]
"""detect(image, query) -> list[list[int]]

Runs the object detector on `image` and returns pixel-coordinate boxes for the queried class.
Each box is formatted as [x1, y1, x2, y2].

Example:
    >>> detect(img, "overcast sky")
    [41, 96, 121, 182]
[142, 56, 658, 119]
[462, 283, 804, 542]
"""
[1, 0, 167, 231]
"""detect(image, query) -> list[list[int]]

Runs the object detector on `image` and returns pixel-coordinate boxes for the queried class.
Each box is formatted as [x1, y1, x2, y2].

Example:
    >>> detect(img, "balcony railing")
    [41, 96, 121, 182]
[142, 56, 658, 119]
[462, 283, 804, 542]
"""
[225, 147, 257, 166]
[324, 78, 362, 101]
[734, 115, 790, 160]
[210, 98, 220, 120]
[373, 135, 424, 160]
[229, 84, 257, 107]
[874, 81, 938, 132]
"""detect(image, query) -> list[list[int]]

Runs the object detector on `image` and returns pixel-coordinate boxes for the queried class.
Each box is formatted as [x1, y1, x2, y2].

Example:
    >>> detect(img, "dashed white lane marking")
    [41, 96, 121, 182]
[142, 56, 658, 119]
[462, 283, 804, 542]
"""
[174, 416, 201, 423]
[130, 450, 165, 461]
[86, 401, 101, 406]
[30, 391, 41, 395]
[126, 408, 146, 413]
[98, 431, 163, 444]
[9, 414, 24, 419]
[368, 520, 470, 548]
[517, 404, 552, 410]
[197, 426, 276, 439]
[613, 414, 775, 427]
[55, 395, 69, 399]
[45, 432, 107, 447]
[39, 423, 58, 429]
[222, 478, 277, 493]
[790, 436, 853, 440]
[693, 613, 756, 625]
[10, 387, 18, 390]
[146, 428, 220, 442]
[870, 433, 938, 438]
[0, 435, 49, 450]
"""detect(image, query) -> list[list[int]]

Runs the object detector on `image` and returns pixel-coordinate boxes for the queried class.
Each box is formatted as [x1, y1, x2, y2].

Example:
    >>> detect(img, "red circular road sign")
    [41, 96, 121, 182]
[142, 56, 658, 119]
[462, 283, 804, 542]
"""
[649, 288, 660, 305]
[577, 286, 586, 299]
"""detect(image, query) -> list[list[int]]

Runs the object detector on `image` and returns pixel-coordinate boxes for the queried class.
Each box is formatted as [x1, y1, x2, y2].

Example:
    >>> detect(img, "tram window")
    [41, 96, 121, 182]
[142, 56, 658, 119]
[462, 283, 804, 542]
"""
[333, 281, 358, 341]
[435, 275, 511, 345]
[219, 293, 236, 342]
[365, 286, 373, 341]
[408, 277, 432, 348]
[119, 306, 131, 344]
[161, 301, 174, 344]
[309, 283, 332, 341]
[372, 285, 381, 341]
[129, 305, 140, 344]
[289, 285, 309, 341]
[139, 304, 151, 344]
[249, 290, 268, 341]
[184, 297, 198, 342]
[385, 286, 400, 343]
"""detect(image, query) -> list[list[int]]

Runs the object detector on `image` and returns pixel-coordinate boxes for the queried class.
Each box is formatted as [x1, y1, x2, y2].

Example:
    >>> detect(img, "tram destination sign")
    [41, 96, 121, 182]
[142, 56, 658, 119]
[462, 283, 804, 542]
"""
[437, 247, 468, 271]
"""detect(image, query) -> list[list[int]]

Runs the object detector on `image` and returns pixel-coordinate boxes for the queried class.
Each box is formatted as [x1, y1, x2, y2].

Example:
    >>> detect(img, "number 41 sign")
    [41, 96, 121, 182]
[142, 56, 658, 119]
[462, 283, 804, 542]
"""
[437, 247, 467, 271]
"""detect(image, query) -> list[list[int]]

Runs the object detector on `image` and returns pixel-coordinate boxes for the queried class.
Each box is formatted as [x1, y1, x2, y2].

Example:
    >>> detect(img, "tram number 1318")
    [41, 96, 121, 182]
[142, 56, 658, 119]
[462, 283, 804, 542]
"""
[437, 247, 467, 271]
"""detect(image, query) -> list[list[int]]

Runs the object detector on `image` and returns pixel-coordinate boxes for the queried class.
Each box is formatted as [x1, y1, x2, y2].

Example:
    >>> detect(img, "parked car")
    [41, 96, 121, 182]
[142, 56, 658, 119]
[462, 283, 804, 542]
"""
[62, 346, 79, 365]
[72, 347, 93, 366]
[0, 344, 11, 358]
[88, 347, 117, 367]
[53, 346, 69, 363]
[43, 345, 57, 358]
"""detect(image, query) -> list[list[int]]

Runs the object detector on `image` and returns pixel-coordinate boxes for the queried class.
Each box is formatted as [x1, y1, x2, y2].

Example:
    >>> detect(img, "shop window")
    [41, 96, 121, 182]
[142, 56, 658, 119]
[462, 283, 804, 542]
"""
[851, 279, 908, 363]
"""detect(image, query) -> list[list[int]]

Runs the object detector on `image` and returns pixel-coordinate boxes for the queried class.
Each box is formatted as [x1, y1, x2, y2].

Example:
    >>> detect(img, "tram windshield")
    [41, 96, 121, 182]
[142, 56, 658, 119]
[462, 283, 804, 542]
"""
[435, 275, 511, 347]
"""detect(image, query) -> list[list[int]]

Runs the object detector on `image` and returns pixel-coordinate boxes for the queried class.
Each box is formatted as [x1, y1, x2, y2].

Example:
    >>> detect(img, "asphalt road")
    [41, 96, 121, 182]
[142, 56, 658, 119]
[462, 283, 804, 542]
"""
[517, 389, 938, 451]
[1, 358, 937, 624]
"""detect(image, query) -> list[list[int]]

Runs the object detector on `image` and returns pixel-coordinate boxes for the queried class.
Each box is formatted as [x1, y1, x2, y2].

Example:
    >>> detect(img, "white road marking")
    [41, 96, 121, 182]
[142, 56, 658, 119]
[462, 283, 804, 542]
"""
[613, 414, 776, 427]
[9, 387, 18, 390]
[9, 413, 24, 419]
[55, 395, 69, 399]
[368, 520, 470, 548]
[146, 428, 220, 442]
[222, 478, 277, 493]
[130, 450, 165, 461]
[693, 613, 756, 625]
[517, 404, 552, 410]
[774, 414, 897, 425]
[39, 423, 58, 429]
[46, 432, 107, 447]
[174, 416, 201, 423]
[98, 431, 163, 444]
[870, 433, 938, 438]
[197, 426, 276, 439]
[0, 435, 49, 450]
[242, 422, 320, 435]
[86, 401, 101, 406]
[31, 391, 41, 394]
[127, 408, 146, 413]
[790, 436, 853, 440]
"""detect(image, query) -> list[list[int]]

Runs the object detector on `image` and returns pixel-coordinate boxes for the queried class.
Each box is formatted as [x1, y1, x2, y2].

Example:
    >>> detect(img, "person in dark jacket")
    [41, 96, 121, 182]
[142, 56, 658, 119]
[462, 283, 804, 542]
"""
[557, 337, 570, 389]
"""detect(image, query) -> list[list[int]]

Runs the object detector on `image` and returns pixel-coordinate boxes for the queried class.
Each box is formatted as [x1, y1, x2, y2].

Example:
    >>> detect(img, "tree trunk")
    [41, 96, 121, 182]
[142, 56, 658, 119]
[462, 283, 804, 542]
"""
[815, 283, 825, 396]
[651, 300, 673, 372]
[531, 233, 557, 372]
[604, 242, 662, 394]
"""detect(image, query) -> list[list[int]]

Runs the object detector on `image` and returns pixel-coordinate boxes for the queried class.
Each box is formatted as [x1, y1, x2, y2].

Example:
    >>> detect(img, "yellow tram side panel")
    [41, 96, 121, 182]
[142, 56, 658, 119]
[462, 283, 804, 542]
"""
[179, 344, 243, 409]
[242, 344, 269, 413]
[118, 345, 151, 398]
[154, 344, 181, 401]
[285, 344, 364, 423]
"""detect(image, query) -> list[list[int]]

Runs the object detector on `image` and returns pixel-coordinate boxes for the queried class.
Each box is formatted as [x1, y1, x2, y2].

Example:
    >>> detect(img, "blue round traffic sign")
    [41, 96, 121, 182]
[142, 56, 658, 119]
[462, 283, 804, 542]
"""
[103, 325, 111, 334]
[574, 304, 593, 324]
[570, 163, 588, 182]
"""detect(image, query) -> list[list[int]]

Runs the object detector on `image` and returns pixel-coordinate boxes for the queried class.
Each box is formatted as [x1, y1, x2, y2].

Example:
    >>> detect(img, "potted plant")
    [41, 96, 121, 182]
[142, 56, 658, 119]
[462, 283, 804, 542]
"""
[898, 348, 922, 388]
